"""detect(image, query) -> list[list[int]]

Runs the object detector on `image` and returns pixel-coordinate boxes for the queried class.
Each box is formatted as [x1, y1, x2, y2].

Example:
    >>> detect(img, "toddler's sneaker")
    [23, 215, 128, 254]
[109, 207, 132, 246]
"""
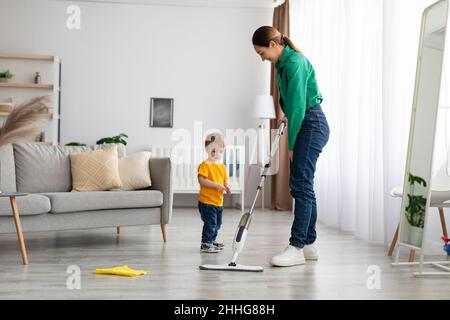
[213, 242, 224, 250]
[200, 243, 221, 253]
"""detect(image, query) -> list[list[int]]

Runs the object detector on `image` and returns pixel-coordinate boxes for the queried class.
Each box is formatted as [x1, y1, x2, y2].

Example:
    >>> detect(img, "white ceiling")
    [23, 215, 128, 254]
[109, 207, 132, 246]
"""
[59, 0, 284, 8]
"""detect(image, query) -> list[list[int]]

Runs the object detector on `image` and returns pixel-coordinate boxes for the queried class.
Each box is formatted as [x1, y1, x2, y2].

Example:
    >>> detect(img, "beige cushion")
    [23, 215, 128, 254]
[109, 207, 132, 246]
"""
[117, 152, 152, 190]
[70, 145, 122, 191]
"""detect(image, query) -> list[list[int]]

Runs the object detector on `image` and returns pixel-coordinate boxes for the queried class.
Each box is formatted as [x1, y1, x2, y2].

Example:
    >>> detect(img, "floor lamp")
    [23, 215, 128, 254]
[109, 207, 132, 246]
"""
[252, 95, 276, 210]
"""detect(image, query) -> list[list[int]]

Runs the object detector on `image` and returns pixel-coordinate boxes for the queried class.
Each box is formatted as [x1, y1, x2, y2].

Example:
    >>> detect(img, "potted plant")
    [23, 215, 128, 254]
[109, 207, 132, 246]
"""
[96, 133, 128, 145]
[405, 173, 427, 246]
[64, 133, 128, 147]
[65, 142, 87, 146]
[0, 69, 14, 83]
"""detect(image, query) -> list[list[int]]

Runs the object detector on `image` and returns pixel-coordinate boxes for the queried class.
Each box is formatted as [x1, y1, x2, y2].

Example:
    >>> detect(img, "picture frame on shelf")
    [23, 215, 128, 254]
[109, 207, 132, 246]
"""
[149, 97, 173, 128]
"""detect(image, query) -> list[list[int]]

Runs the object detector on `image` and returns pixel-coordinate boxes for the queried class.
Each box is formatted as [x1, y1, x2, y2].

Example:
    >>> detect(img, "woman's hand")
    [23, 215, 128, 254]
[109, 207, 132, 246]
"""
[278, 116, 288, 128]
[288, 150, 293, 162]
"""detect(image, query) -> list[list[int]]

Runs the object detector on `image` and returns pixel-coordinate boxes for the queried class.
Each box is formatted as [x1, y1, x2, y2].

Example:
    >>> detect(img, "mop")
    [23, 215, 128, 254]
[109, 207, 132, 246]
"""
[199, 121, 286, 272]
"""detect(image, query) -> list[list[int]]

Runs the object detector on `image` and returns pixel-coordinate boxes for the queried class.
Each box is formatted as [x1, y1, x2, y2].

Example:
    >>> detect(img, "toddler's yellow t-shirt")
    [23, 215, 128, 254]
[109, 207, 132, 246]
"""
[198, 161, 228, 207]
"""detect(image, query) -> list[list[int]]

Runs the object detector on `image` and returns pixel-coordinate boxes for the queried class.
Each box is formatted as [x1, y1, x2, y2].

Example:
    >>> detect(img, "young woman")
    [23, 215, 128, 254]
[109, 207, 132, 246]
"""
[253, 26, 330, 267]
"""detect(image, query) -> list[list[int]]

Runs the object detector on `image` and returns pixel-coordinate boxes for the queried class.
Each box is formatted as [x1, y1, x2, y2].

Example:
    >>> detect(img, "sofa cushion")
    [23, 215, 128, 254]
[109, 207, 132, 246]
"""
[117, 151, 152, 190]
[70, 145, 122, 191]
[0, 194, 50, 216]
[41, 190, 163, 214]
[14, 143, 126, 193]
[0, 144, 17, 192]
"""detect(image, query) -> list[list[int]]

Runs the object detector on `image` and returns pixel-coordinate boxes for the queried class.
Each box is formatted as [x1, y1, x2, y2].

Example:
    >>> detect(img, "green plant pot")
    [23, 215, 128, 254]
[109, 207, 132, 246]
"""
[409, 225, 424, 247]
[0, 78, 9, 83]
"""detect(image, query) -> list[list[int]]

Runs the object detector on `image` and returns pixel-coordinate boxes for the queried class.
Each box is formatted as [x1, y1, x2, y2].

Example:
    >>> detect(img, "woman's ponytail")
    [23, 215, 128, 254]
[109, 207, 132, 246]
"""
[252, 26, 303, 55]
[281, 34, 303, 55]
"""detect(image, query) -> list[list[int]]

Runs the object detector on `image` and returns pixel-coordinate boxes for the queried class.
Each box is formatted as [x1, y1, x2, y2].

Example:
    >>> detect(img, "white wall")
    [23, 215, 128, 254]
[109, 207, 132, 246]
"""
[0, 0, 272, 150]
[0, 0, 273, 208]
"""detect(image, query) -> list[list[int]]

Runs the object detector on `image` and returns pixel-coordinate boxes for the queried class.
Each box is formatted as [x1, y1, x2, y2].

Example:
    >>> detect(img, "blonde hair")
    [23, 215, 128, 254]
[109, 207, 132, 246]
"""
[252, 26, 303, 54]
[204, 133, 225, 149]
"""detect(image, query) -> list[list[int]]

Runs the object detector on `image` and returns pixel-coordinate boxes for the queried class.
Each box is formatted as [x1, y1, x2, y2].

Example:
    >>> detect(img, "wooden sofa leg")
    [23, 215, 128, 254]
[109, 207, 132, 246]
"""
[161, 224, 167, 242]
[116, 226, 120, 235]
[10, 196, 29, 265]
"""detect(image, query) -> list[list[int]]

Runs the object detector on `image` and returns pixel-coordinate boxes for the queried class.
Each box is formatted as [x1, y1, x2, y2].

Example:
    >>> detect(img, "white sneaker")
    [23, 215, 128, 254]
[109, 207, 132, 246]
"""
[270, 245, 306, 267]
[303, 244, 319, 260]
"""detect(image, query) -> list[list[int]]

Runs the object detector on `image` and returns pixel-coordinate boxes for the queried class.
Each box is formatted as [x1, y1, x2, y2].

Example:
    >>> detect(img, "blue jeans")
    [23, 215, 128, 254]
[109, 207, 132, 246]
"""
[289, 104, 330, 248]
[198, 201, 223, 244]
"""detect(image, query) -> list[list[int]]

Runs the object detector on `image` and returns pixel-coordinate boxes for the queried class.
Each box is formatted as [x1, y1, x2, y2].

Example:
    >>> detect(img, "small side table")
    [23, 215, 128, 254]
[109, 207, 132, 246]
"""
[1, 192, 28, 265]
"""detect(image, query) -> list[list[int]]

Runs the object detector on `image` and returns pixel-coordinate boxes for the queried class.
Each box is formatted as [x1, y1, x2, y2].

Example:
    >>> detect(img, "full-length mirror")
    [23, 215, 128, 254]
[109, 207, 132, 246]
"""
[398, 0, 449, 249]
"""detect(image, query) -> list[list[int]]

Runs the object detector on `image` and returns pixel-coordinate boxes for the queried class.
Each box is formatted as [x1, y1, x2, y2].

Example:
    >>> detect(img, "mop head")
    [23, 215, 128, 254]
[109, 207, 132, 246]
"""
[199, 263, 263, 272]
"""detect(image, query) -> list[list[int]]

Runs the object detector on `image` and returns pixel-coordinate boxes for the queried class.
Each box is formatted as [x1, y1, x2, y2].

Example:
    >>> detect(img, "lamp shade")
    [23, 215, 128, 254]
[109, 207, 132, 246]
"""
[252, 95, 276, 119]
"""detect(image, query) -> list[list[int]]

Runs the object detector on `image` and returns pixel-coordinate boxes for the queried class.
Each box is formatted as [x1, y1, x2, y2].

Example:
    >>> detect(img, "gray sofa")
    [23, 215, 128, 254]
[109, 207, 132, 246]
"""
[0, 143, 173, 240]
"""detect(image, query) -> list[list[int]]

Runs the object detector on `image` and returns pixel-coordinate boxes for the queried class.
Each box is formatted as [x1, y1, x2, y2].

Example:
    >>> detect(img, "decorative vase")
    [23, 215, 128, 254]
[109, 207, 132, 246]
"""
[34, 72, 41, 84]
[409, 225, 424, 247]
[0, 78, 9, 83]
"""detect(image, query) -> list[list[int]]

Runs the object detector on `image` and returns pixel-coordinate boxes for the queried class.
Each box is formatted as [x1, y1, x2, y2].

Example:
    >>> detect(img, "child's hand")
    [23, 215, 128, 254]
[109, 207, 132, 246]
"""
[216, 184, 231, 194]
[216, 184, 227, 193]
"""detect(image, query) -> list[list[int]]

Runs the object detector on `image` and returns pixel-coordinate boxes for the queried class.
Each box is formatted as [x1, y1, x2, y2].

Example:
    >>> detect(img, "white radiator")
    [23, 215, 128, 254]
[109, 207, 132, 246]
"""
[151, 145, 245, 212]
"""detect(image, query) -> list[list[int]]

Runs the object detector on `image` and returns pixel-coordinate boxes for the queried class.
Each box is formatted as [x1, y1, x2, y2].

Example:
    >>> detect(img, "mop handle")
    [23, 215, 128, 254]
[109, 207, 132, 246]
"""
[248, 121, 287, 215]
[269, 121, 286, 160]
[261, 120, 286, 176]
[228, 122, 287, 266]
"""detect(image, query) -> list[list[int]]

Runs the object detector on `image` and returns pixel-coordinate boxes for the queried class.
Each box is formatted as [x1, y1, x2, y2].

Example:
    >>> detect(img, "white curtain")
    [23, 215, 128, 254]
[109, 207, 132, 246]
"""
[290, 0, 384, 243]
[290, 0, 436, 245]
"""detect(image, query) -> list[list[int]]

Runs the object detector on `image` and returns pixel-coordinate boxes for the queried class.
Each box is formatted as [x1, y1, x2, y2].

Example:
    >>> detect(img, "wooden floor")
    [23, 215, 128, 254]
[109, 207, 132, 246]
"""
[0, 208, 449, 300]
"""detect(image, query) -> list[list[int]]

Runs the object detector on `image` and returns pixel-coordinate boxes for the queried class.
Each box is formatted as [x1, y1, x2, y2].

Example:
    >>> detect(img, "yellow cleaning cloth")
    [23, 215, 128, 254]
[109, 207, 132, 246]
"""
[95, 265, 149, 277]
